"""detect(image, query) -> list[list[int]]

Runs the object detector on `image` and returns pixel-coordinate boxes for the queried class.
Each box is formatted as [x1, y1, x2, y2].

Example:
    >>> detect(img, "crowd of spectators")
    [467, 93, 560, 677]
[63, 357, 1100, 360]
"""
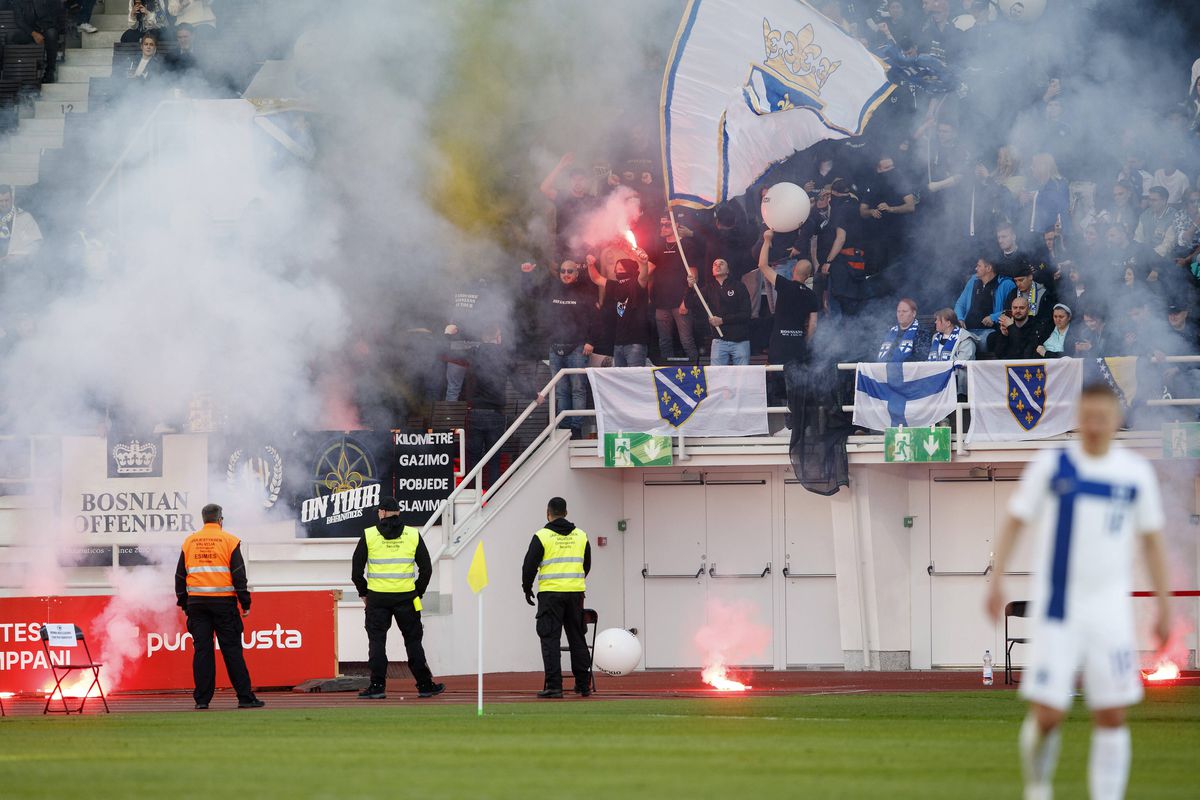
[416, 1, 1200, 474]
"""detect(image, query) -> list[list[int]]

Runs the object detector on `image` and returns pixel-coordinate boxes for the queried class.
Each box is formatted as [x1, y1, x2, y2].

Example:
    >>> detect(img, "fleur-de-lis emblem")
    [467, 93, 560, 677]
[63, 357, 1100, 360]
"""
[776, 94, 796, 111]
[676, 368, 686, 381]
[324, 448, 364, 493]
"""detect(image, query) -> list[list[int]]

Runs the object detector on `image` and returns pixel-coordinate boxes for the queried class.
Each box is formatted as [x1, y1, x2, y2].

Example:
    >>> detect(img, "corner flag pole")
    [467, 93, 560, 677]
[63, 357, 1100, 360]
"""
[467, 541, 489, 717]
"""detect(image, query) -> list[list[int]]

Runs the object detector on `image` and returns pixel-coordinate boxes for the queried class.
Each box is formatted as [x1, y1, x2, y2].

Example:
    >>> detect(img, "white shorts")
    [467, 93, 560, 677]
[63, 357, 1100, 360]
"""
[1019, 615, 1144, 712]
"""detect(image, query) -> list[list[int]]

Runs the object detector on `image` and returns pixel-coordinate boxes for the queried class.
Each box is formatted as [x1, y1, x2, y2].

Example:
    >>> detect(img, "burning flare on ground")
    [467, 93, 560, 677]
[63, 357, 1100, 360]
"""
[1142, 659, 1181, 682]
[694, 598, 770, 693]
[701, 660, 751, 692]
[44, 673, 103, 700]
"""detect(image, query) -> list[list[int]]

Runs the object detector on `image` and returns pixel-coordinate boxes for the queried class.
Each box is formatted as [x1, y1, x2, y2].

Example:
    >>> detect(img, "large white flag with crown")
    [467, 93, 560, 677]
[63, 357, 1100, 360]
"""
[662, 0, 894, 209]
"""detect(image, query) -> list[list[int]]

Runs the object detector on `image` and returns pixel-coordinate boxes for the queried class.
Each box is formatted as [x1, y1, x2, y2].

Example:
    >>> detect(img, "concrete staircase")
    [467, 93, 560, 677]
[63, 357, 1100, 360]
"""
[0, 11, 127, 187]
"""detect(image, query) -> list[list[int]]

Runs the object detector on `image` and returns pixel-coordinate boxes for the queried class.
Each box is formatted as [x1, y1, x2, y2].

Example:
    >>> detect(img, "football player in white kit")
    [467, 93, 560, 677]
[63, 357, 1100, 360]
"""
[987, 383, 1172, 800]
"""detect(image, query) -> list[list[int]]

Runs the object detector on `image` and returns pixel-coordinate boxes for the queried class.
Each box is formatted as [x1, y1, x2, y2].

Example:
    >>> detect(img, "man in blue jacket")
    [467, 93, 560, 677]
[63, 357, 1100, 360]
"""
[953, 254, 1015, 348]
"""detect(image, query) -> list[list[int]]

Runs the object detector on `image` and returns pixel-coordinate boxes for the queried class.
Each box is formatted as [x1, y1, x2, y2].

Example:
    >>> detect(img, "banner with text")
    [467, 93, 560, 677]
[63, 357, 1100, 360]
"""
[60, 434, 210, 542]
[287, 431, 394, 539]
[0, 591, 338, 693]
[390, 430, 458, 526]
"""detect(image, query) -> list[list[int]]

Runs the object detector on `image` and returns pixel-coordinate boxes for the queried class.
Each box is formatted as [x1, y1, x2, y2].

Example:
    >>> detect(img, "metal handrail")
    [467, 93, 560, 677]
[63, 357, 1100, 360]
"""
[424, 356, 1200, 562]
[708, 562, 771, 579]
[642, 564, 705, 579]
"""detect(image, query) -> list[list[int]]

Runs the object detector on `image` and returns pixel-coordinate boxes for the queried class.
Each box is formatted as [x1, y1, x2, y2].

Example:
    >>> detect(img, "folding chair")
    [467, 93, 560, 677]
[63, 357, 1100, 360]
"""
[562, 608, 599, 693]
[1004, 600, 1030, 685]
[39, 624, 110, 715]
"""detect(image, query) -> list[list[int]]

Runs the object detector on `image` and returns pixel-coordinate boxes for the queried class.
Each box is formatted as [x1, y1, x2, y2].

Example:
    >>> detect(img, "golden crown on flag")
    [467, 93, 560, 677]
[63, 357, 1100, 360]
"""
[762, 18, 841, 95]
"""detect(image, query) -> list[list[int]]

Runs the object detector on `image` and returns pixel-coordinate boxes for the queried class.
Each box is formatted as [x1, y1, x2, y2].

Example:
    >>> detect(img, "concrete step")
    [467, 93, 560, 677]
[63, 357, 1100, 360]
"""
[0, 152, 41, 171]
[0, 170, 39, 187]
[82, 30, 124, 50]
[16, 118, 65, 137]
[58, 64, 113, 83]
[88, 14, 132, 33]
[40, 83, 91, 102]
[33, 99, 90, 119]
[0, 134, 63, 153]
[65, 48, 115, 67]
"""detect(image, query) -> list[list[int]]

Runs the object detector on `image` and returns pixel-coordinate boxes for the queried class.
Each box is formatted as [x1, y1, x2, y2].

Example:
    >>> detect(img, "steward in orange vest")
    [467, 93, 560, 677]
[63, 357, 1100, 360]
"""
[174, 503, 264, 710]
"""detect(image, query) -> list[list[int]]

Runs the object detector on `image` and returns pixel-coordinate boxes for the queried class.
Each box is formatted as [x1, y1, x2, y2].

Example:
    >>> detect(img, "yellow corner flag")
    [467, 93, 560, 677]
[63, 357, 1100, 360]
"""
[467, 542, 488, 593]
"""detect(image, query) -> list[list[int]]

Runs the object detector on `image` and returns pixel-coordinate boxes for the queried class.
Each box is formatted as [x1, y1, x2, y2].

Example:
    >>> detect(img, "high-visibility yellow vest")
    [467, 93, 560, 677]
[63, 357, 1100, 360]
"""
[182, 523, 240, 598]
[365, 525, 420, 593]
[535, 527, 587, 592]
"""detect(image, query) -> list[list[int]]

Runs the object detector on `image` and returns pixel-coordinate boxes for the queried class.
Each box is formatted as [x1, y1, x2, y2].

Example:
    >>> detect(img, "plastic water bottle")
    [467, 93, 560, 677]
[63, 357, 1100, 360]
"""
[982, 650, 994, 686]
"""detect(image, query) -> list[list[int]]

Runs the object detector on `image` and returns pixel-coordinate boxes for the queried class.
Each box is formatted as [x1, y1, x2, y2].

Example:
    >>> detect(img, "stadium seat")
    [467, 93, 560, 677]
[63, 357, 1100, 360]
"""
[2, 43, 46, 93]
[39, 624, 111, 715]
[1004, 600, 1030, 685]
[560, 607, 599, 693]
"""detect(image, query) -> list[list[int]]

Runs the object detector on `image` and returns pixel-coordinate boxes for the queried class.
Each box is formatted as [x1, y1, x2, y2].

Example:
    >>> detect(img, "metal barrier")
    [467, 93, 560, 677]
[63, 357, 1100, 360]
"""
[421, 356, 1200, 560]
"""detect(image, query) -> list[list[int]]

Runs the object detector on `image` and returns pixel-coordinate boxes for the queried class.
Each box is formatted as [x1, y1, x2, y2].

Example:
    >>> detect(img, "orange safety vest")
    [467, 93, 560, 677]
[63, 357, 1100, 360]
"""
[182, 523, 241, 598]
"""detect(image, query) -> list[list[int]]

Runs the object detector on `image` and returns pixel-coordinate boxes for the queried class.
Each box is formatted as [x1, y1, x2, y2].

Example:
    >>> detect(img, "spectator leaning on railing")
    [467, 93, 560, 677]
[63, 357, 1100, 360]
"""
[927, 308, 976, 397]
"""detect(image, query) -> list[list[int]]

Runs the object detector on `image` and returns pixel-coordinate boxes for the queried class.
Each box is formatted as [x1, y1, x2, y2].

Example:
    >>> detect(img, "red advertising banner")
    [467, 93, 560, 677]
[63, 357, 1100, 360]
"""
[0, 591, 338, 694]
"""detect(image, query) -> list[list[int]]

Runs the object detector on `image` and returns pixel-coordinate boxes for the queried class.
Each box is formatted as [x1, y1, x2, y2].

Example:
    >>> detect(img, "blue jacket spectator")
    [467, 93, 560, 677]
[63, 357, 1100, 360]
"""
[954, 256, 1015, 345]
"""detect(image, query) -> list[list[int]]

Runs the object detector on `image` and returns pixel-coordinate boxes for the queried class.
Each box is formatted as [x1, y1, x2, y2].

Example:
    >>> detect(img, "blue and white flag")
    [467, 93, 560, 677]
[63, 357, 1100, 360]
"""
[587, 366, 769, 455]
[662, 0, 894, 208]
[966, 360, 1082, 443]
[854, 362, 958, 432]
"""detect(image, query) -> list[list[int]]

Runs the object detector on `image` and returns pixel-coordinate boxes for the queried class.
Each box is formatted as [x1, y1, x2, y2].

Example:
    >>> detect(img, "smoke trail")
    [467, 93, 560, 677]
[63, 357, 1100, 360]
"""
[91, 565, 179, 693]
[694, 597, 771, 690]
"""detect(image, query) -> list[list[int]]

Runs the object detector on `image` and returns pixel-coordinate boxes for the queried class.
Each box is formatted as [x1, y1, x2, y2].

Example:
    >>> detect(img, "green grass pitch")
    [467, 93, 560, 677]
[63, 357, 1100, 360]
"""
[1, 689, 1197, 799]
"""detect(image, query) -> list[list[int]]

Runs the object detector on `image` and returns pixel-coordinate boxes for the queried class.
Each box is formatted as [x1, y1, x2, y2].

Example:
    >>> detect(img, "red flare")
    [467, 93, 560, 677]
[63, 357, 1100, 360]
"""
[701, 663, 751, 692]
[1142, 659, 1181, 682]
[623, 229, 638, 250]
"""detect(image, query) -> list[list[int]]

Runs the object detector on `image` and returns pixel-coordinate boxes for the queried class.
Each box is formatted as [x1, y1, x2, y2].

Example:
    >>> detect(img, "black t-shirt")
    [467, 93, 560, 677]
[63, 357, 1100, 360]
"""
[546, 279, 597, 349]
[768, 275, 819, 364]
[604, 277, 648, 346]
[806, 205, 851, 263]
[649, 239, 700, 309]
[859, 171, 911, 238]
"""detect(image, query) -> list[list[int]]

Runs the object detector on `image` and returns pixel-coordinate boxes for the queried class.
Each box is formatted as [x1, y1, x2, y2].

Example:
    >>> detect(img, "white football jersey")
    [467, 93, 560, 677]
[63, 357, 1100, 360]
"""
[1008, 441, 1163, 622]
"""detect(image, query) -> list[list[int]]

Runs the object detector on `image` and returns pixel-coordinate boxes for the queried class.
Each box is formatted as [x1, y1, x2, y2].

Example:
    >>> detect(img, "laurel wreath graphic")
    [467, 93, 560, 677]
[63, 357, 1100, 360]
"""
[226, 445, 284, 509]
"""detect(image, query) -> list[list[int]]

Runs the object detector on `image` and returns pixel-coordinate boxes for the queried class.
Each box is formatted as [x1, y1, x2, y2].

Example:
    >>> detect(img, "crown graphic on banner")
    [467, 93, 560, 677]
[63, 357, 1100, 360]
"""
[112, 440, 158, 474]
[762, 18, 841, 96]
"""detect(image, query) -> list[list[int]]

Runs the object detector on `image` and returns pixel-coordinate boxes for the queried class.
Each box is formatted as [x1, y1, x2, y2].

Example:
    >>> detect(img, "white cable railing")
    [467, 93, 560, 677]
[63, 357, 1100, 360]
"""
[422, 356, 1200, 560]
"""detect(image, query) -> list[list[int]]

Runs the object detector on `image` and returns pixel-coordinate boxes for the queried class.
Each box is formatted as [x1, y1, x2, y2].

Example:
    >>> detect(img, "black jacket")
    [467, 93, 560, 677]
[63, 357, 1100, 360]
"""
[11, 0, 58, 35]
[990, 319, 1044, 359]
[521, 516, 591, 595]
[175, 544, 251, 611]
[703, 277, 751, 343]
[350, 516, 432, 599]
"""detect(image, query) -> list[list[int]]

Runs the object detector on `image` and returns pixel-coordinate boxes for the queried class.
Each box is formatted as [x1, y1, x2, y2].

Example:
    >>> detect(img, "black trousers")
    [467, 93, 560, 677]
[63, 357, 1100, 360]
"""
[364, 593, 434, 689]
[186, 601, 254, 705]
[11, 29, 59, 82]
[536, 591, 590, 691]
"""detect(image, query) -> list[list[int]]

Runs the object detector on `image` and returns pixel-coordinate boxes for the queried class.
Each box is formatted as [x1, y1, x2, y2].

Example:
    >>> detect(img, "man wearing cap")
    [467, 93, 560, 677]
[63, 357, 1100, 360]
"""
[522, 496, 592, 698]
[351, 496, 444, 700]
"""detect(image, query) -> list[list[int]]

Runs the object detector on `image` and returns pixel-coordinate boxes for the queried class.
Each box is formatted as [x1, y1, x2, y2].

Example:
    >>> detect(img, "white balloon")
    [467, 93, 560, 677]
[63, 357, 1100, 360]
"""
[592, 628, 643, 676]
[760, 182, 811, 233]
[996, 0, 1046, 23]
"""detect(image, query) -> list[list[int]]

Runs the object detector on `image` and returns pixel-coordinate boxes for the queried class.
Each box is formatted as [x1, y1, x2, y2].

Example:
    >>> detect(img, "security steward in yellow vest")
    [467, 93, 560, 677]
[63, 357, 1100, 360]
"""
[350, 496, 445, 700]
[521, 496, 592, 698]
[174, 503, 264, 710]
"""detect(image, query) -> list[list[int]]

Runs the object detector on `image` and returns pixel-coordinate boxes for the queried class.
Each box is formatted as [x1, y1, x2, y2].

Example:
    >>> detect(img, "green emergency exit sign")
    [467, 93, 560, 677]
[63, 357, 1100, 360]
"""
[884, 426, 951, 463]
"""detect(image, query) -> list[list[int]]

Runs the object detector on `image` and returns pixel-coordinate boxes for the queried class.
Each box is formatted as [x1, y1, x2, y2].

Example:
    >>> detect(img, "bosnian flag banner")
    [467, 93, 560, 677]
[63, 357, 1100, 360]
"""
[967, 360, 1082, 443]
[587, 366, 768, 455]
